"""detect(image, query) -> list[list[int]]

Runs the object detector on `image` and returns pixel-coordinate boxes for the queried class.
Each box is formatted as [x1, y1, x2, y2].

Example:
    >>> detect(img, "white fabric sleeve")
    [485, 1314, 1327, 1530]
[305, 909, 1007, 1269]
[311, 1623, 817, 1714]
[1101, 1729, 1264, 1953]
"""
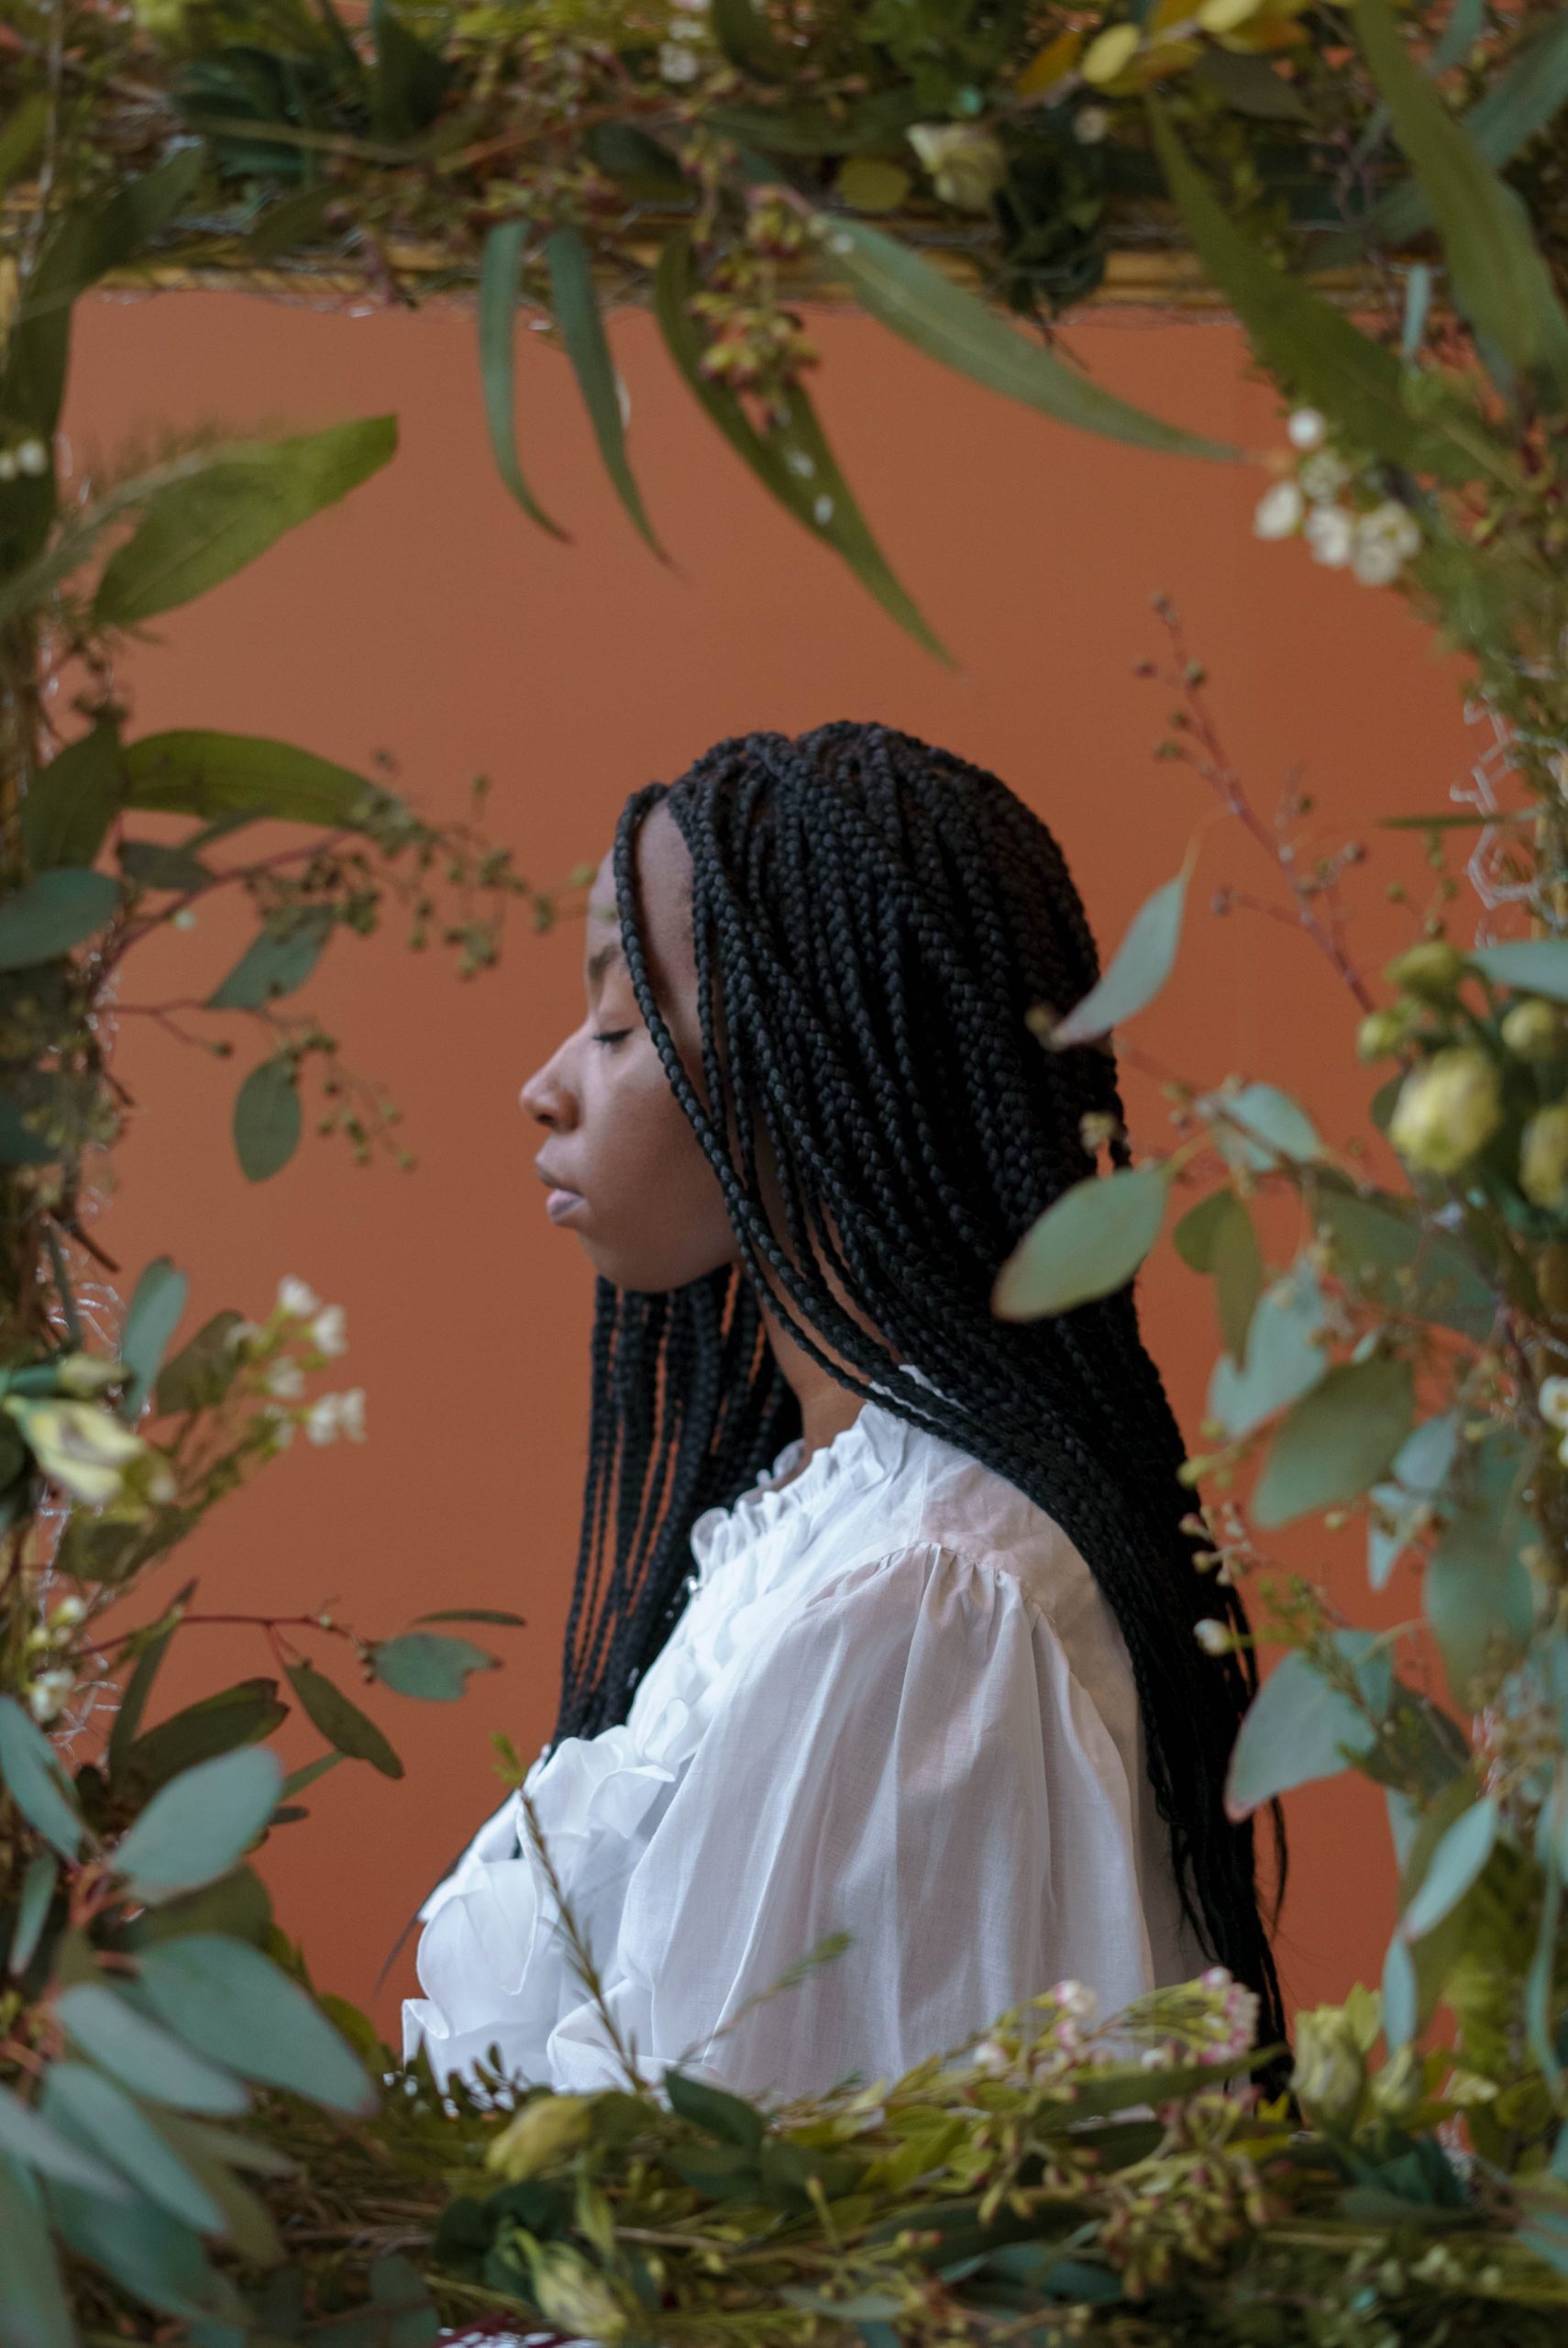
[544, 1542, 1160, 2099]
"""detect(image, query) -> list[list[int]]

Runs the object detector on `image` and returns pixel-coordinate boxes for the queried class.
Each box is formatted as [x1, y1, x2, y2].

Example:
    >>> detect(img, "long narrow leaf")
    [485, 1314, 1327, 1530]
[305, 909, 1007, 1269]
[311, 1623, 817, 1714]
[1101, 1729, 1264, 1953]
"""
[655, 234, 947, 661]
[1356, 0, 1568, 406]
[1150, 104, 1477, 485]
[814, 214, 1235, 462]
[547, 225, 665, 558]
[478, 221, 568, 539]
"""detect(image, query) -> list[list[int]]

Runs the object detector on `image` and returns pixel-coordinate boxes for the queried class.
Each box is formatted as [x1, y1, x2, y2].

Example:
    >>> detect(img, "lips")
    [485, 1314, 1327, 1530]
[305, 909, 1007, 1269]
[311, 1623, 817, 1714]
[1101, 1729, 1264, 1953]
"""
[536, 1161, 584, 1222]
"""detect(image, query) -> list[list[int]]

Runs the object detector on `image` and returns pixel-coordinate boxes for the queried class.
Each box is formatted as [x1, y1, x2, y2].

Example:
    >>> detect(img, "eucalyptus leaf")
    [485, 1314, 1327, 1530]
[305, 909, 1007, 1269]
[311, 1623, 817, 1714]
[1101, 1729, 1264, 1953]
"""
[655, 232, 947, 661]
[1368, 1412, 1460, 1591]
[816, 215, 1235, 463]
[285, 1658, 403, 1777]
[57, 1984, 248, 2117]
[1424, 1428, 1536, 1706]
[1149, 102, 1460, 481]
[107, 1589, 190, 1784]
[233, 1056, 302, 1184]
[1047, 860, 1189, 1049]
[1356, 0, 1568, 407]
[1207, 1259, 1327, 1439]
[134, 1935, 377, 2115]
[7, 1850, 58, 1977]
[281, 1750, 344, 1800]
[370, 0, 452, 141]
[128, 1679, 287, 1793]
[1251, 1357, 1414, 1529]
[547, 225, 664, 558]
[1471, 936, 1568, 1002]
[21, 721, 122, 872]
[478, 220, 569, 538]
[123, 730, 403, 832]
[368, 1632, 498, 1701]
[120, 1255, 188, 1422]
[416, 1606, 526, 1626]
[0, 2081, 133, 2198]
[0, 869, 120, 970]
[1313, 1183, 1495, 1341]
[49, 2181, 248, 2326]
[42, 2064, 225, 2233]
[0, 1697, 84, 1861]
[1226, 1634, 1390, 1818]
[207, 904, 332, 1010]
[1172, 1189, 1231, 1272]
[111, 1745, 282, 1899]
[664, 2070, 767, 2150]
[1401, 1797, 1499, 1942]
[154, 1311, 248, 1417]
[94, 418, 398, 629]
[992, 1162, 1167, 1321]
[0, 2153, 75, 2348]
[1203, 1082, 1322, 1172]
[117, 838, 214, 893]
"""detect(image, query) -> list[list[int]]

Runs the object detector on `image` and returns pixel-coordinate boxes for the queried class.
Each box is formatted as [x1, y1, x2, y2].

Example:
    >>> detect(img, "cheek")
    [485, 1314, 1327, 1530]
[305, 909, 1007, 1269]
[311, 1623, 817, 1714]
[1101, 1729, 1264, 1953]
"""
[587, 1049, 736, 1281]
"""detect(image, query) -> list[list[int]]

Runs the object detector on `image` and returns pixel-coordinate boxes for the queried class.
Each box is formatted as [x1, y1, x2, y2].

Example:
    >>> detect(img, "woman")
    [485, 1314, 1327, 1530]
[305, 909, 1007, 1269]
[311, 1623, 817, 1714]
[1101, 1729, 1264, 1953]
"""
[403, 722, 1280, 2100]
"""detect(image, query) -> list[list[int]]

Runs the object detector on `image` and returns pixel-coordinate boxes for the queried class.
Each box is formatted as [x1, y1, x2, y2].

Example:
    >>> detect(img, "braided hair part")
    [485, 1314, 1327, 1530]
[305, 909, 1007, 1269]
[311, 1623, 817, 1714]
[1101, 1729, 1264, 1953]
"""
[554, 721, 1284, 2046]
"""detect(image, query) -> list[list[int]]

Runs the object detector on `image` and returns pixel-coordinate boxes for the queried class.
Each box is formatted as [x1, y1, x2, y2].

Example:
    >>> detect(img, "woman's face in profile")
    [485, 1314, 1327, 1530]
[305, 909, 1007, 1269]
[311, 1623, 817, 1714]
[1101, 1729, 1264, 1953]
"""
[520, 803, 740, 1293]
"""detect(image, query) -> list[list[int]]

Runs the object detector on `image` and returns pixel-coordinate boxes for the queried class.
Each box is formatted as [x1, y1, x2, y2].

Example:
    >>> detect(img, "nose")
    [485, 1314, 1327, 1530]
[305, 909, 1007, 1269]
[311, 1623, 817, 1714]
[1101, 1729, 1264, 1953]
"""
[520, 1047, 578, 1131]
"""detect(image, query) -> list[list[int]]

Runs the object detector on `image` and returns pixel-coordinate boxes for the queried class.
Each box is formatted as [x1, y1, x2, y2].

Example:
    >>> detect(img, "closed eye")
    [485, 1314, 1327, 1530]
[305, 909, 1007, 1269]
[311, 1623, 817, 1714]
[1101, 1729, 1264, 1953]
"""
[591, 1028, 634, 1047]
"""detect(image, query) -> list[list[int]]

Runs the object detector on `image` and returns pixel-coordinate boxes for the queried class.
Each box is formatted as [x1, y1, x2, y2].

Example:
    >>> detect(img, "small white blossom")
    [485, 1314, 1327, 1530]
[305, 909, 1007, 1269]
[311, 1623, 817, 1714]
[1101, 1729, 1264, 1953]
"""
[15, 438, 49, 478]
[972, 2038, 1011, 2074]
[28, 1667, 74, 1723]
[264, 1357, 305, 1401]
[226, 1318, 262, 1354]
[311, 1303, 348, 1357]
[1073, 105, 1110, 145]
[1298, 449, 1352, 504]
[1253, 480, 1303, 540]
[1194, 1616, 1231, 1655]
[659, 39, 700, 80]
[1352, 499, 1422, 588]
[278, 1276, 322, 1319]
[1286, 408, 1326, 450]
[305, 1388, 367, 1445]
[170, 907, 197, 932]
[1305, 504, 1354, 569]
[1540, 1376, 1568, 1429]
[51, 1596, 86, 1629]
[1050, 1979, 1097, 2024]
[337, 1387, 367, 1442]
[305, 1396, 341, 1445]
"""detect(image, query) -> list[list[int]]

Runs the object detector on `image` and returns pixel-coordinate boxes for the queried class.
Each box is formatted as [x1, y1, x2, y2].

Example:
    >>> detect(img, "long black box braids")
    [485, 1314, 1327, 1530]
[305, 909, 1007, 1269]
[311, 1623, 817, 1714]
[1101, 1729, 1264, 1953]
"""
[554, 720, 1285, 2048]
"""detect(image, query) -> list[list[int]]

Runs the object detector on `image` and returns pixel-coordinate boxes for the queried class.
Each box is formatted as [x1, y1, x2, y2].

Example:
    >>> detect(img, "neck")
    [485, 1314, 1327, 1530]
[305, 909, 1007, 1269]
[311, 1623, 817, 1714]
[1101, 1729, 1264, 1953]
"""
[761, 1303, 881, 1485]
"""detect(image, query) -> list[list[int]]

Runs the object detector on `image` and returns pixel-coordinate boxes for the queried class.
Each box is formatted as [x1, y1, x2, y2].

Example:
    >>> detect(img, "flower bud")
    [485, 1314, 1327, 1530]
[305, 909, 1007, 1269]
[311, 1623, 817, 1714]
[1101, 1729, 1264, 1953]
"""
[487, 2092, 595, 2181]
[1386, 940, 1466, 1001]
[1388, 1049, 1503, 1175]
[1369, 2040, 1426, 2128]
[53, 1354, 124, 1399]
[1289, 2007, 1367, 2133]
[907, 124, 1007, 212]
[1520, 1103, 1568, 1210]
[525, 2244, 631, 2343]
[4, 1397, 147, 1507]
[1501, 998, 1565, 1063]
[1356, 1008, 1408, 1062]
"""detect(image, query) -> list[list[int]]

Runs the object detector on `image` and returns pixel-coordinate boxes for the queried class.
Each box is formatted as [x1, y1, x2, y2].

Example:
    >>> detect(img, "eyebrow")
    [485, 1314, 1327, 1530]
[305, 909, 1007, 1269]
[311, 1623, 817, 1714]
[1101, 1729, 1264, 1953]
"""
[586, 939, 624, 986]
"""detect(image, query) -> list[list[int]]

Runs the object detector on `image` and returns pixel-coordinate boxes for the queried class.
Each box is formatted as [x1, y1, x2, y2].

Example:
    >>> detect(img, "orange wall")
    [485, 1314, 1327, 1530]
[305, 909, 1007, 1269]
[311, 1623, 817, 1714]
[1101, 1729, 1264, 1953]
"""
[70, 288, 1473, 2034]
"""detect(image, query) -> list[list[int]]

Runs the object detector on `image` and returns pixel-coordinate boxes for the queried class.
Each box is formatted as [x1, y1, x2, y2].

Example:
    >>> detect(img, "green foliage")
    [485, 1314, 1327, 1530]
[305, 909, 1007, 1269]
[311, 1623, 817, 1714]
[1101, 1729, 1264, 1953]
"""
[232, 1056, 302, 1182]
[1047, 859, 1190, 1049]
[547, 226, 664, 558]
[0, 871, 120, 970]
[992, 1161, 1166, 1319]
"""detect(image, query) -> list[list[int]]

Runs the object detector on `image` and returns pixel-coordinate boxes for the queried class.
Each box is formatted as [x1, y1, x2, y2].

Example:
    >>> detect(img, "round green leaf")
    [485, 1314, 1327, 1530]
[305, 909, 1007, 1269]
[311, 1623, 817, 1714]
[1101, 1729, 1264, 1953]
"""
[1047, 860, 1190, 1050]
[57, 1983, 248, 2116]
[1225, 1636, 1388, 1819]
[369, 1632, 498, 1702]
[1401, 1797, 1499, 1943]
[1204, 1082, 1323, 1172]
[0, 2082, 132, 2199]
[1250, 1357, 1415, 1529]
[1471, 936, 1568, 1002]
[207, 906, 332, 1011]
[111, 1744, 281, 1899]
[120, 1254, 189, 1421]
[233, 1056, 301, 1184]
[133, 1936, 376, 2116]
[0, 869, 120, 969]
[992, 1162, 1167, 1321]
[1207, 1258, 1327, 1439]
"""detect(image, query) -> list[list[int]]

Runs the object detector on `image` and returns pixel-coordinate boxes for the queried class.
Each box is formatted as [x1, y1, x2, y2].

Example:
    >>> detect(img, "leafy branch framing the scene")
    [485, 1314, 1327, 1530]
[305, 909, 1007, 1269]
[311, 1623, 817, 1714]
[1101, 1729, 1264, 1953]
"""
[8, 0, 1568, 2342]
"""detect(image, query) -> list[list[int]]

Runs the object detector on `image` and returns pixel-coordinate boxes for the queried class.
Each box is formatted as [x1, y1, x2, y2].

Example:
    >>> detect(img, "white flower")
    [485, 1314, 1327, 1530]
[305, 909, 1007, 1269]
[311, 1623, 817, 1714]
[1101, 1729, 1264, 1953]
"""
[305, 1395, 341, 1445]
[1352, 499, 1422, 588]
[51, 1595, 86, 1629]
[28, 1670, 73, 1723]
[659, 39, 700, 80]
[226, 1318, 261, 1354]
[1073, 105, 1110, 145]
[1304, 504, 1354, 568]
[337, 1387, 367, 1442]
[907, 122, 1008, 212]
[263, 1357, 305, 1401]
[15, 438, 49, 478]
[277, 1277, 322, 1320]
[311, 1303, 348, 1357]
[972, 2038, 1011, 2074]
[171, 908, 197, 931]
[305, 1388, 367, 1445]
[1050, 1979, 1097, 2024]
[1194, 1617, 1231, 1655]
[1298, 449, 1352, 504]
[6, 1398, 146, 1507]
[1287, 408, 1326, 450]
[1540, 1376, 1568, 1429]
[1253, 480, 1303, 540]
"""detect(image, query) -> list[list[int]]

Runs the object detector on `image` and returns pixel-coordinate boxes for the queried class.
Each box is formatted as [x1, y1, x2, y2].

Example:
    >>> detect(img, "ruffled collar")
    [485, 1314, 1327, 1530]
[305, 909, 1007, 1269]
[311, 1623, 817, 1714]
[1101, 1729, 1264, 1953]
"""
[688, 1365, 935, 1581]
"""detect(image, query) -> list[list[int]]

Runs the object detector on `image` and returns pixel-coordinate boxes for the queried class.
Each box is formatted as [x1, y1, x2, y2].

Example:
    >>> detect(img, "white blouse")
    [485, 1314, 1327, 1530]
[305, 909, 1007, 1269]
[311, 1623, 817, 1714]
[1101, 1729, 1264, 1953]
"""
[403, 1378, 1199, 2101]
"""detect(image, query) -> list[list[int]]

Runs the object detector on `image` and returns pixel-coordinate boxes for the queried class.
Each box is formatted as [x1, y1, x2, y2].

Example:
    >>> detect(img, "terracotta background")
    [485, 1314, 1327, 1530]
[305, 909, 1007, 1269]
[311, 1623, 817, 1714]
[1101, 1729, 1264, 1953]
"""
[66, 286, 1473, 2036]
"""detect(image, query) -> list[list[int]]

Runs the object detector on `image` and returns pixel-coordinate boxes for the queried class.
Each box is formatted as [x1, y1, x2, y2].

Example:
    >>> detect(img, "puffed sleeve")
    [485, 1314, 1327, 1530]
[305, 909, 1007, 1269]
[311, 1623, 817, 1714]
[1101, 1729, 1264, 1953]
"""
[544, 1543, 1164, 2099]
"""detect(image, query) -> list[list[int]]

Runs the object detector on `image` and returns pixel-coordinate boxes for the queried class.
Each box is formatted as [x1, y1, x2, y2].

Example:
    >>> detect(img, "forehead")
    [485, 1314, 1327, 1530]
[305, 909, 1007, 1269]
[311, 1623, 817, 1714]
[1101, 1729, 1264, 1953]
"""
[584, 805, 692, 965]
